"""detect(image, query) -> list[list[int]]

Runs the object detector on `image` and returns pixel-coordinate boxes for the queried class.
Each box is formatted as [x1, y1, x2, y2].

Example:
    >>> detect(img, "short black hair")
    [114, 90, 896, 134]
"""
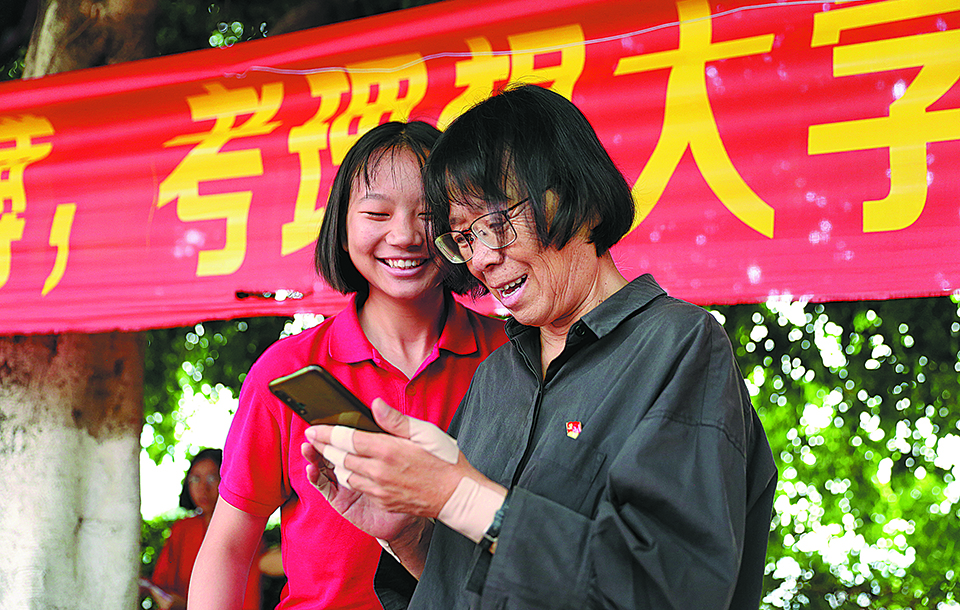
[423, 84, 634, 294]
[315, 121, 444, 296]
[179, 447, 222, 511]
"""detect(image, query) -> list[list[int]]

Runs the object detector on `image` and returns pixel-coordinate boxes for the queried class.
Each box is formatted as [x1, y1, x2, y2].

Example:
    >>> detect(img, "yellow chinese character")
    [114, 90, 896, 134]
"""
[0, 115, 54, 288]
[158, 83, 283, 276]
[42, 202, 76, 296]
[615, 0, 775, 237]
[437, 37, 511, 130]
[809, 0, 960, 232]
[508, 25, 586, 100]
[437, 26, 586, 130]
[328, 54, 428, 165]
[282, 71, 350, 256]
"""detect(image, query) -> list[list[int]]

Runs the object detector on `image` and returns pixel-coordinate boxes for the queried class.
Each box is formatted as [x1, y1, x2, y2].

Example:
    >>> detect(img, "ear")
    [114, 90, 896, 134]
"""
[544, 190, 560, 225]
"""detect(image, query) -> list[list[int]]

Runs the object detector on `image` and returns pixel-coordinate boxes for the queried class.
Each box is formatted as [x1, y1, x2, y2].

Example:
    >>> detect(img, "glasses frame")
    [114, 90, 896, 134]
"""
[434, 199, 530, 264]
[187, 474, 221, 485]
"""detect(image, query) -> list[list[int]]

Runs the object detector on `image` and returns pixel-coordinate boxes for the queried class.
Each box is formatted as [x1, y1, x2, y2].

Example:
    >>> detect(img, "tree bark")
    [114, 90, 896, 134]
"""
[23, 0, 158, 78]
[0, 333, 143, 608]
[5, 3, 158, 607]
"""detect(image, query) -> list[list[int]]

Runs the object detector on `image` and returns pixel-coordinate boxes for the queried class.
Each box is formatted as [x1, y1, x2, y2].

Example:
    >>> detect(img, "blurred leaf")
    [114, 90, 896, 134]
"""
[143, 316, 289, 464]
[713, 296, 960, 609]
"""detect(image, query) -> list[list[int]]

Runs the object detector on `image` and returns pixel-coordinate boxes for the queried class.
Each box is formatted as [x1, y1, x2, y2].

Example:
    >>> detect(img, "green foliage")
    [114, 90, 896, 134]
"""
[143, 317, 289, 464]
[713, 296, 960, 609]
[139, 299, 960, 609]
[139, 512, 179, 608]
[140, 513, 180, 579]
[155, 0, 443, 54]
[154, 0, 294, 54]
[0, 47, 24, 81]
[3, 0, 449, 80]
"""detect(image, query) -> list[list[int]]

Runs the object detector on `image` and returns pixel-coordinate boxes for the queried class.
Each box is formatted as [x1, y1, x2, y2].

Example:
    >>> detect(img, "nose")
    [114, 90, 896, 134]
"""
[467, 238, 502, 273]
[387, 213, 424, 247]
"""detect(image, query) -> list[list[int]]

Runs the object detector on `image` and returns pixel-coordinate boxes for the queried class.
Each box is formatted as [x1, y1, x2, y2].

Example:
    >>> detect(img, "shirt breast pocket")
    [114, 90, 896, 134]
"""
[516, 435, 607, 515]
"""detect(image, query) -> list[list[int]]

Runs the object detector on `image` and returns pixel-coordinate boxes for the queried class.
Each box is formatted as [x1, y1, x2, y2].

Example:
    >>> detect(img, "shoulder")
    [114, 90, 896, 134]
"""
[587, 281, 739, 389]
[647, 295, 723, 335]
[616, 288, 729, 355]
[166, 514, 202, 539]
[467, 310, 508, 345]
[244, 317, 335, 384]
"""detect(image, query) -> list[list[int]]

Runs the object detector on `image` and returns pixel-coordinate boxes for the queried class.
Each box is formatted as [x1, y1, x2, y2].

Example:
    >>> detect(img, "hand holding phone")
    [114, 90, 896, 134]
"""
[269, 365, 382, 433]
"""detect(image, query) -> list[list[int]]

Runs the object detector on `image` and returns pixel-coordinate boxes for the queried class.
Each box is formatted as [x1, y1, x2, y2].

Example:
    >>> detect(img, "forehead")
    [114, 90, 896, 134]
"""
[190, 458, 218, 474]
[352, 149, 422, 191]
[447, 200, 500, 228]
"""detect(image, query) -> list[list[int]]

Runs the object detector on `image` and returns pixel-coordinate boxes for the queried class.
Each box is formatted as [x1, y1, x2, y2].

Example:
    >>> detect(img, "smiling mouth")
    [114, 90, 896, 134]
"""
[498, 275, 526, 298]
[383, 258, 425, 269]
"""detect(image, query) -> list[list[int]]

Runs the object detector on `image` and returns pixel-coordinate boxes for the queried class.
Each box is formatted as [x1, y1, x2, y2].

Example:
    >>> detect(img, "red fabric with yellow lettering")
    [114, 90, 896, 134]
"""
[0, 0, 957, 334]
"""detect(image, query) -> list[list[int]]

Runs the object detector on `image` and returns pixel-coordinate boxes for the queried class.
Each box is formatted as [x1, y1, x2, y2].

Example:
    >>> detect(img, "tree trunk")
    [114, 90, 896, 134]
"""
[0, 333, 143, 608]
[23, 0, 158, 78]
[4, 2, 158, 607]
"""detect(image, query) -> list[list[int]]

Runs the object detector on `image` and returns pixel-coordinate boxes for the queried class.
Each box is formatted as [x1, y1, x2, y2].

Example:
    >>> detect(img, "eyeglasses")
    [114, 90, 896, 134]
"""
[434, 199, 529, 264]
[188, 474, 220, 485]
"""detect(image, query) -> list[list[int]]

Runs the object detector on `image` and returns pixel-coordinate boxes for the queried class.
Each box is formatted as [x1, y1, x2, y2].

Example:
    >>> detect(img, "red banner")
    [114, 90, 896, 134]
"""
[1, 0, 958, 335]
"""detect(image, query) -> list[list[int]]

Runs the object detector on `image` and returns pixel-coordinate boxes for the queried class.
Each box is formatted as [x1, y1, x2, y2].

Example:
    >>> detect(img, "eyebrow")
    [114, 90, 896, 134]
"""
[358, 192, 390, 202]
[447, 210, 471, 229]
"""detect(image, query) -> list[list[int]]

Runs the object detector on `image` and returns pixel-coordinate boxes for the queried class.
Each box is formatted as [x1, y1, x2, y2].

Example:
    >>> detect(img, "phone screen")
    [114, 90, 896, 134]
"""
[268, 365, 382, 432]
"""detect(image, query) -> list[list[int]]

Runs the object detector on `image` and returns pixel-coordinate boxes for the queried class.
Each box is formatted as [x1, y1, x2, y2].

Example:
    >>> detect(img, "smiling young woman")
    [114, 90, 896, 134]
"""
[188, 122, 507, 610]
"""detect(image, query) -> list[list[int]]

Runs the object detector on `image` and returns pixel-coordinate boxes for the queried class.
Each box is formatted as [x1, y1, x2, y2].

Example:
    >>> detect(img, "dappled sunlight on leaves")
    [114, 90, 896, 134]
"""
[713, 296, 960, 609]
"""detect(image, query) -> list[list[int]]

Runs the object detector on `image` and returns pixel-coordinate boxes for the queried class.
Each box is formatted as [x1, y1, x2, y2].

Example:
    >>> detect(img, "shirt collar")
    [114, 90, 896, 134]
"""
[504, 274, 667, 341]
[437, 296, 485, 356]
[328, 294, 375, 364]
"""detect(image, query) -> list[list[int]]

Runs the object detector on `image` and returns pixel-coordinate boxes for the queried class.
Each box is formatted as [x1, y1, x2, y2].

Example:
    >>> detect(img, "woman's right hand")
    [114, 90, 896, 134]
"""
[301, 439, 425, 542]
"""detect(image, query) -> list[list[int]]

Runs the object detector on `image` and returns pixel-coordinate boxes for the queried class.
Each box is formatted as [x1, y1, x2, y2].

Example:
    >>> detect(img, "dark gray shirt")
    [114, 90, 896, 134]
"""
[400, 274, 777, 609]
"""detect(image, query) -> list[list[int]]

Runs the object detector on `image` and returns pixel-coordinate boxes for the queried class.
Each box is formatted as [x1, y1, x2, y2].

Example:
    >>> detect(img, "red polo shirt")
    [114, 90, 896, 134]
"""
[220, 296, 506, 609]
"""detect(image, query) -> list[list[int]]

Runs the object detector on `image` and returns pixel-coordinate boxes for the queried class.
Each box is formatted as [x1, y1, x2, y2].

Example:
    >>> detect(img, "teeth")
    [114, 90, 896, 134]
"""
[385, 259, 424, 269]
[500, 276, 525, 295]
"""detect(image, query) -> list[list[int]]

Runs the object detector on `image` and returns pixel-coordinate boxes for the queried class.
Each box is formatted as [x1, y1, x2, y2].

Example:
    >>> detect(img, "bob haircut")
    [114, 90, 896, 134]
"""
[423, 84, 634, 295]
[315, 121, 451, 295]
[179, 447, 223, 511]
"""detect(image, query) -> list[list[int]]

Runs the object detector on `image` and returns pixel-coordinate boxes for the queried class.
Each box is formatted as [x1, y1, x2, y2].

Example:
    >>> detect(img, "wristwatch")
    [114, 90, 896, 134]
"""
[479, 490, 511, 553]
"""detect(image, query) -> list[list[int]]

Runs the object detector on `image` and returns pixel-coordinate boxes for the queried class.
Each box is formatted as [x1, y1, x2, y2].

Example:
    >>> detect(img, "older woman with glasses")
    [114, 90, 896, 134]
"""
[302, 84, 777, 610]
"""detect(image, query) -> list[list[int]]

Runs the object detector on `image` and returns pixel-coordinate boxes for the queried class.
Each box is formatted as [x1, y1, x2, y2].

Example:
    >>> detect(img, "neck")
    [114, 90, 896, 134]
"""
[359, 289, 448, 379]
[539, 252, 627, 372]
[199, 507, 213, 529]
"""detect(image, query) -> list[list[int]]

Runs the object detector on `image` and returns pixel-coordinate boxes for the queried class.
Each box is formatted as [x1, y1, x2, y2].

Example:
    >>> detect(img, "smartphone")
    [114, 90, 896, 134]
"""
[268, 365, 382, 433]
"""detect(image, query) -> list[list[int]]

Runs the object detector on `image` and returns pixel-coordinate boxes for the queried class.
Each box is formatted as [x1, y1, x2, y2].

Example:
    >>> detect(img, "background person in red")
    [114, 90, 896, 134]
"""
[148, 448, 263, 610]
[188, 121, 507, 610]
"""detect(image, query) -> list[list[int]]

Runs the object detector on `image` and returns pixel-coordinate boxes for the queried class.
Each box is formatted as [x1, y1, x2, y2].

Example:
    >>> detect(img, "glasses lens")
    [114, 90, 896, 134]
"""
[473, 211, 517, 250]
[188, 475, 220, 485]
[435, 202, 523, 264]
[435, 234, 469, 263]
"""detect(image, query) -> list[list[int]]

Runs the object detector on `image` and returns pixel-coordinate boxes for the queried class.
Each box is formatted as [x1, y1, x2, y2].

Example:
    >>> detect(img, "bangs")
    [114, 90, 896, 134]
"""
[425, 143, 520, 225]
[354, 140, 430, 190]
